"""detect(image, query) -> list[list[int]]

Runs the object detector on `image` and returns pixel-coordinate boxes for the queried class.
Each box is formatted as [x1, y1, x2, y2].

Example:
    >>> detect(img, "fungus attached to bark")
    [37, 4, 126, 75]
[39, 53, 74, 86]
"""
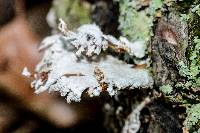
[26, 20, 153, 103]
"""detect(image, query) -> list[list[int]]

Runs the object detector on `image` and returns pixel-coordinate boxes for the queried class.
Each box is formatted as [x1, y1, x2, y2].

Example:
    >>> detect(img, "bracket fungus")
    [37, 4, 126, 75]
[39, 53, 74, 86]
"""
[26, 19, 153, 103]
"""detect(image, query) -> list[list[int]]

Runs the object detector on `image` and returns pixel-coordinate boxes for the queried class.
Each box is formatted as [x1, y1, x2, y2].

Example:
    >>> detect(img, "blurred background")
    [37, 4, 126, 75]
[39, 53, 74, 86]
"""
[0, 0, 111, 132]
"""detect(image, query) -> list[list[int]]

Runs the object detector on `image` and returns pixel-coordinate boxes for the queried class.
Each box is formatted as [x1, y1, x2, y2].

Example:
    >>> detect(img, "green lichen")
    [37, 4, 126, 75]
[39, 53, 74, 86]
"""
[118, 0, 164, 64]
[184, 103, 200, 132]
[180, 14, 190, 21]
[151, 0, 163, 14]
[178, 36, 200, 89]
[192, 4, 200, 16]
[159, 84, 173, 95]
[168, 36, 200, 106]
[193, 129, 200, 133]
[118, 1, 150, 42]
[175, 4, 200, 130]
[118, 0, 163, 42]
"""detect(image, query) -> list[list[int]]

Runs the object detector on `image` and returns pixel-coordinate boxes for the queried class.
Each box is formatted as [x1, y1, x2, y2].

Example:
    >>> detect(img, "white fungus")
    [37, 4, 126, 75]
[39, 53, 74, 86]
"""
[30, 20, 153, 103]
[22, 67, 31, 77]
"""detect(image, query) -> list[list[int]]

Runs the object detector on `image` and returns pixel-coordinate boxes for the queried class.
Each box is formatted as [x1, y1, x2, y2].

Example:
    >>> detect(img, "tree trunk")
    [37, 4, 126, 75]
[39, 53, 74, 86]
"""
[91, 0, 199, 132]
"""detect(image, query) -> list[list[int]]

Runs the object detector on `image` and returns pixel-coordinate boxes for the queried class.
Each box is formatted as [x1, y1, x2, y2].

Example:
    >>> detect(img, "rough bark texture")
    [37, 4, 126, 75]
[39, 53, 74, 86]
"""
[91, 0, 199, 132]
[152, 12, 188, 86]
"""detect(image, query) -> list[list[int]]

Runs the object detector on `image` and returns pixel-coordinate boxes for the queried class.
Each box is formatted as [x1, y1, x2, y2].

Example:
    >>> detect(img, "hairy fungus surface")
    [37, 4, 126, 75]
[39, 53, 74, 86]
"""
[27, 20, 153, 103]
